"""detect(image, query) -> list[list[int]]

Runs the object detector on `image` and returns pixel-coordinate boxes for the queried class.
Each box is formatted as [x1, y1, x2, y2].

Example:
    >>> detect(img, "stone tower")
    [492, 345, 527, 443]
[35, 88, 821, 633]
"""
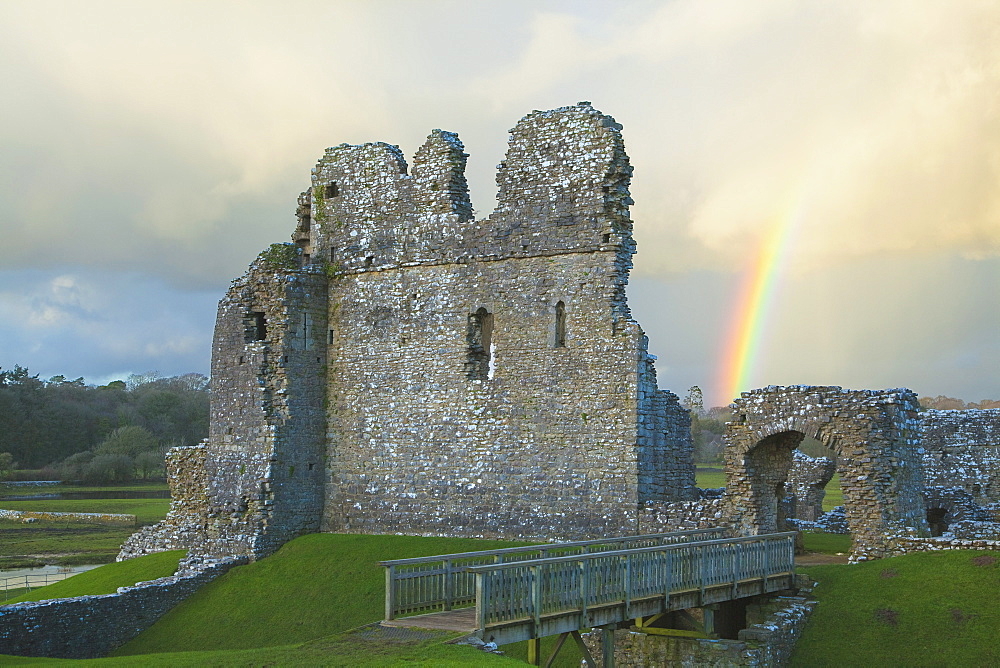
[122, 103, 697, 560]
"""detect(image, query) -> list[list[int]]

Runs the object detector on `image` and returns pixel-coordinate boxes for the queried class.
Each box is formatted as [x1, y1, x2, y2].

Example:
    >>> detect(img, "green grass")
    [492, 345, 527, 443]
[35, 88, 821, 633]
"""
[800, 531, 851, 555]
[115, 533, 536, 656]
[0, 497, 170, 568]
[0, 522, 140, 568]
[792, 550, 1000, 667]
[695, 467, 726, 489]
[3, 550, 184, 604]
[0, 630, 527, 666]
[822, 472, 843, 511]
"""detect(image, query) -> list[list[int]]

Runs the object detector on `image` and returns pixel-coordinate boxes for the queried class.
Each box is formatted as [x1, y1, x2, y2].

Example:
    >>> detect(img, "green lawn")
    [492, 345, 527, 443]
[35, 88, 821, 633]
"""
[115, 533, 536, 656]
[793, 550, 1000, 666]
[0, 534, 574, 667]
[800, 531, 851, 554]
[1, 630, 527, 666]
[3, 550, 184, 604]
[5, 536, 1000, 667]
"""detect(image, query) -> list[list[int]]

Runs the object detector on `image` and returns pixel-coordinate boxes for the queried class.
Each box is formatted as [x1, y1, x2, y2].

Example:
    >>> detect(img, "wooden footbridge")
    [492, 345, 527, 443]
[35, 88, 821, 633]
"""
[380, 529, 797, 666]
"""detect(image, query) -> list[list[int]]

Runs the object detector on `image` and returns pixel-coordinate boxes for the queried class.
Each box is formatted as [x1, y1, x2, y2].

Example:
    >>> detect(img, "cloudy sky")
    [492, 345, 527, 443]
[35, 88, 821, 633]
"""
[1, 0, 997, 406]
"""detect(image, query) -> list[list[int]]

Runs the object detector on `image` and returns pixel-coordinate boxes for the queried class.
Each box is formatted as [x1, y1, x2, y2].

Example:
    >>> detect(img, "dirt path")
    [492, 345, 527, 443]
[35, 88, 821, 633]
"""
[796, 552, 849, 566]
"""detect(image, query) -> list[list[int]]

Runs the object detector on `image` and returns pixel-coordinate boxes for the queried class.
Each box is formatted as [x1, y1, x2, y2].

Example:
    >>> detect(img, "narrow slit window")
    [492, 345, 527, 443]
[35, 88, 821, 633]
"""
[555, 301, 566, 347]
[466, 307, 494, 380]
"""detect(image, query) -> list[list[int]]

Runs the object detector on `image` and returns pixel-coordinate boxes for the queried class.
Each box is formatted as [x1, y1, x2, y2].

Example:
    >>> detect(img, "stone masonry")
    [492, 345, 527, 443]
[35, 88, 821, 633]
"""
[723, 386, 928, 561]
[124, 103, 699, 561]
[785, 451, 836, 523]
[920, 409, 1000, 503]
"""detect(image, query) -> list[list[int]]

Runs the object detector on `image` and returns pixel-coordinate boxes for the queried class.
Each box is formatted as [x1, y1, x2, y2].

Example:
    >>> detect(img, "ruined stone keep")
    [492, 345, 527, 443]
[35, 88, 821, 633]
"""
[124, 103, 698, 560]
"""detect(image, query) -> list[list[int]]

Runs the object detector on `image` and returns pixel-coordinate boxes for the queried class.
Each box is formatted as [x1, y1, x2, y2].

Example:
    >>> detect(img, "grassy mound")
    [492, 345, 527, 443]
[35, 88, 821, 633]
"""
[114, 533, 531, 656]
[793, 550, 1000, 666]
[3, 550, 185, 604]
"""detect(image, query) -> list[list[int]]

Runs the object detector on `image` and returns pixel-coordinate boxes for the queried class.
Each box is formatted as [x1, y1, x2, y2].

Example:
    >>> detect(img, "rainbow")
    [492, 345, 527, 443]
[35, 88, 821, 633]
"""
[715, 201, 803, 406]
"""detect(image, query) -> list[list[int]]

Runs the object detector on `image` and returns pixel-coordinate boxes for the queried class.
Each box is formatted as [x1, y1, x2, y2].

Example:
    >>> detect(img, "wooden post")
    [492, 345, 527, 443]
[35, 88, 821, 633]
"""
[571, 630, 598, 668]
[475, 572, 487, 636]
[601, 624, 616, 668]
[443, 559, 453, 611]
[385, 565, 396, 620]
[527, 637, 541, 666]
[623, 554, 632, 619]
[703, 605, 715, 637]
[532, 564, 542, 635]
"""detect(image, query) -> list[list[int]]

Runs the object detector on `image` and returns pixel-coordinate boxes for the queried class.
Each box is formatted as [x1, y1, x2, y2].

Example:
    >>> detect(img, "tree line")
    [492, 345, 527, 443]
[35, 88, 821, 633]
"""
[0, 366, 209, 482]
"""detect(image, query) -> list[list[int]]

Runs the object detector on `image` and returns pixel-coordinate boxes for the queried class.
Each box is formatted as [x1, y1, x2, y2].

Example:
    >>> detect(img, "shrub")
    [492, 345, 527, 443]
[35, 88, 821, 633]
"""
[84, 453, 135, 484]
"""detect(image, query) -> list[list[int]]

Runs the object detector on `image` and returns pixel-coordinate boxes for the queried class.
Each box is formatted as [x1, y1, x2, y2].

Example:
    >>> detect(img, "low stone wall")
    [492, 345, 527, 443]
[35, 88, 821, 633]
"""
[0, 556, 245, 659]
[888, 535, 1000, 554]
[582, 592, 815, 667]
[119, 444, 210, 560]
[0, 509, 136, 525]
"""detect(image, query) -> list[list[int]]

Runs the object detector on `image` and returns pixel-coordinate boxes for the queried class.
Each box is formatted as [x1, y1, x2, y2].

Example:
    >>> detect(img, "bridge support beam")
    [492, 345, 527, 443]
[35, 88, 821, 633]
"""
[601, 624, 616, 668]
[527, 637, 540, 665]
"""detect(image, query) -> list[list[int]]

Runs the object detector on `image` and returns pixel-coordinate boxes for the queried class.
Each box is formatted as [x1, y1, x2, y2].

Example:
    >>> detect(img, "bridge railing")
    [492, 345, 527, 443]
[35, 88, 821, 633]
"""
[464, 532, 796, 630]
[1, 572, 74, 601]
[379, 528, 729, 619]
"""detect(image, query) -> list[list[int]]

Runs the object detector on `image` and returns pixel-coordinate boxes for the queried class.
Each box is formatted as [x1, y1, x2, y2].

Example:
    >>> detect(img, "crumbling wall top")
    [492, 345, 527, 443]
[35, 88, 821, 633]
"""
[307, 102, 635, 273]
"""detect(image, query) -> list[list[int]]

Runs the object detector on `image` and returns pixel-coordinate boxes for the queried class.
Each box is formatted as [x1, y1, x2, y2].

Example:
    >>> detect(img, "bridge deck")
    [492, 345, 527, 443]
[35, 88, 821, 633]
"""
[381, 531, 797, 646]
[381, 608, 477, 633]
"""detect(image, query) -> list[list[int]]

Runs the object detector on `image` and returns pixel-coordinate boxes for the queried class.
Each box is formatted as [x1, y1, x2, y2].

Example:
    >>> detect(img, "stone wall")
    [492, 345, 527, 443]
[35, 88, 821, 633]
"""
[921, 409, 1000, 503]
[317, 103, 695, 540]
[0, 557, 244, 659]
[582, 593, 815, 667]
[785, 451, 836, 522]
[119, 444, 209, 559]
[723, 386, 928, 561]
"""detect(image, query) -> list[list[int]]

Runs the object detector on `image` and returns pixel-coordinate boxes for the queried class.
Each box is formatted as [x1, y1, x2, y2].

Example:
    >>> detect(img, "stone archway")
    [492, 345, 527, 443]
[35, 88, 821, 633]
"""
[723, 386, 928, 560]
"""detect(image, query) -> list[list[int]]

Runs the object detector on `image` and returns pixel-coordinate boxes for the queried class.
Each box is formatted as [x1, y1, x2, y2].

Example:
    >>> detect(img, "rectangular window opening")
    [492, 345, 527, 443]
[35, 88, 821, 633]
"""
[252, 312, 267, 341]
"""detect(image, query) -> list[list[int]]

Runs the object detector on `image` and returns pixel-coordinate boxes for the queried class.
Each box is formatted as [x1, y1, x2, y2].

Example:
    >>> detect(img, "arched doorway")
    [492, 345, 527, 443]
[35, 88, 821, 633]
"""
[723, 386, 929, 560]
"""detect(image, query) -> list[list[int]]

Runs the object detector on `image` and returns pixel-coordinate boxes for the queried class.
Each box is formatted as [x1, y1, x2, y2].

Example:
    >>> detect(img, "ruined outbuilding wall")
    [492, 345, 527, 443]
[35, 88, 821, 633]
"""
[921, 409, 1000, 503]
[724, 386, 928, 560]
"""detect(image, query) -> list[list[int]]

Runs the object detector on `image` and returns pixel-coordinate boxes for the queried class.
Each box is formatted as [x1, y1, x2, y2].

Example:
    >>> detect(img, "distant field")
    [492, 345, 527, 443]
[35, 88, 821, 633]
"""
[0, 489, 170, 569]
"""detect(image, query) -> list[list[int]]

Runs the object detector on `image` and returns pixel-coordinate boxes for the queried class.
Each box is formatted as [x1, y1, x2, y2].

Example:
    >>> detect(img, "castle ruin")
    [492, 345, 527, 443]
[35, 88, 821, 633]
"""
[124, 103, 702, 561]
[122, 104, 1000, 567]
